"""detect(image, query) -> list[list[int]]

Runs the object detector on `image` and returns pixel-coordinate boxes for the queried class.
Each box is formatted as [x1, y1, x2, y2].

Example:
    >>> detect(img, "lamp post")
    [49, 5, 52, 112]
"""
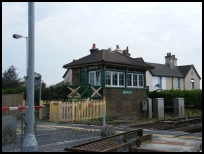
[13, 34, 29, 151]
[13, 2, 38, 151]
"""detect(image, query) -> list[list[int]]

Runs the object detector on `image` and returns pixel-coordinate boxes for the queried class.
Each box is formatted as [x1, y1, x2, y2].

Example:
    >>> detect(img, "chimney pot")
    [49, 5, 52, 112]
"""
[93, 43, 96, 49]
[116, 45, 119, 49]
[126, 46, 129, 53]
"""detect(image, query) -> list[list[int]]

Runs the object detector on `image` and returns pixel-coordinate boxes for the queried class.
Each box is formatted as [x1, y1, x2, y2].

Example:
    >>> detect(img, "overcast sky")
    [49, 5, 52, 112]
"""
[2, 2, 202, 89]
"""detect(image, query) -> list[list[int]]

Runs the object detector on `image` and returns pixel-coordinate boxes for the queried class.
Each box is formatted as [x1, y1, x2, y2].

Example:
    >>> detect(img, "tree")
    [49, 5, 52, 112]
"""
[2, 65, 24, 89]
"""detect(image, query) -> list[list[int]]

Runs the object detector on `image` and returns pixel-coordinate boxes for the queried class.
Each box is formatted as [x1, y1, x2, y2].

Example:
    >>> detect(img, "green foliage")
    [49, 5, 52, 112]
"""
[185, 109, 193, 116]
[2, 65, 24, 89]
[40, 85, 69, 101]
[2, 81, 70, 105]
[2, 88, 15, 94]
[148, 89, 202, 111]
[2, 86, 26, 98]
[192, 109, 202, 115]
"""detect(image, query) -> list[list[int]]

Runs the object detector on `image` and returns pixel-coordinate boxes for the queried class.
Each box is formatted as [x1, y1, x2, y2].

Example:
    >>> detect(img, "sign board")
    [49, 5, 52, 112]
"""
[88, 103, 93, 107]
[88, 66, 100, 70]
[122, 90, 132, 95]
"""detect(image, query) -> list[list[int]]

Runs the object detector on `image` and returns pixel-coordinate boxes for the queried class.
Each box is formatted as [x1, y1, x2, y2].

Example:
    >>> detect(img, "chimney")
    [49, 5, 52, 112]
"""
[93, 43, 96, 49]
[165, 52, 177, 67]
[90, 43, 99, 54]
[167, 52, 171, 56]
[123, 46, 131, 57]
[172, 55, 177, 66]
[114, 45, 123, 54]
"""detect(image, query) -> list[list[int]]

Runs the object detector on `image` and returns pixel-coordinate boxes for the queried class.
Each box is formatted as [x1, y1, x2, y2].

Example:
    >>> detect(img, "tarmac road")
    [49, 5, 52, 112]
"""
[2, 121, 202, 152]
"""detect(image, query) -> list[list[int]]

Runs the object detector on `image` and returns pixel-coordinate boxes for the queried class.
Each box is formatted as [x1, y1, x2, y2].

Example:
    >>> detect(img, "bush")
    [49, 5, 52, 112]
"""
[185, 109, 193, 116]
[148, 89, 202, 111]
[192, 109, 202, 115]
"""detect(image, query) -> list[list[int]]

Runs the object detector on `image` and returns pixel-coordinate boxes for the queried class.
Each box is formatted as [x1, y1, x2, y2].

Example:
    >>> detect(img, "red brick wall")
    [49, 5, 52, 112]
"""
[103, 88, 148, 118]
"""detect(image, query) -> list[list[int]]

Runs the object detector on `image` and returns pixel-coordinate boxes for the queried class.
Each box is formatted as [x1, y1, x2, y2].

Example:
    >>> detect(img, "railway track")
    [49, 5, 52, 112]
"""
[129, 115, 202, 133]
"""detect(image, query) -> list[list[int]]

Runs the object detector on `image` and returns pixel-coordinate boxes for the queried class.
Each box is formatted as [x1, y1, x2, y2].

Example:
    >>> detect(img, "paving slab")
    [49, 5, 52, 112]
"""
[137, 135, 202, 152]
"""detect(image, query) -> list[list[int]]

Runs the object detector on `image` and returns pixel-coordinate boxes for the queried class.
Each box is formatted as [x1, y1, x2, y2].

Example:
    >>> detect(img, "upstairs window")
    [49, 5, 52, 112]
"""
[177, 78, 180, 89]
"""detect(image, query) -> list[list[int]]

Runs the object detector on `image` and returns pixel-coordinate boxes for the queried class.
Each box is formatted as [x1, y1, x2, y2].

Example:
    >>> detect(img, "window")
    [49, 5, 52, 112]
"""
[127, 74, 131, 86]
[119, 73, 124, 86]
[191, 79, 194, 90]
[158, 77, 162, 88]
[89, 71, 101, 86]
[177, 78, 180, 89]
[105, 71, 125, 87]
[105, 72, 111, 85]
[127, 73, 144, 87]
[139, 75, 143, 87]
[133, 74, 137, 86]
[112, 72, 118, 86]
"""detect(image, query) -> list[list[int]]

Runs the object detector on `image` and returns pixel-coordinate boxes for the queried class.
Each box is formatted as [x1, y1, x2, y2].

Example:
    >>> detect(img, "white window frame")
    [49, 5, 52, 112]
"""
[105, 71, 125, 87]
[177, 78, 180, 89]
[158, 77, 162, 89]
[191, 79, 194, 90]
[127, 73, 144, 88]
[89, 71, 101, 86]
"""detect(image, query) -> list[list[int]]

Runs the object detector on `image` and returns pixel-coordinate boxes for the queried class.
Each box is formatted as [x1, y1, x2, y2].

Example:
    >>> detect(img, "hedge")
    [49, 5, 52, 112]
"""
[148, 89, 202, 111]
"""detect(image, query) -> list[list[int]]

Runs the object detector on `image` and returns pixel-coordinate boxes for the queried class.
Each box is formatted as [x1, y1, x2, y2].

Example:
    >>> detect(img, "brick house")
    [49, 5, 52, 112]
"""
[62, 44, 154, 118]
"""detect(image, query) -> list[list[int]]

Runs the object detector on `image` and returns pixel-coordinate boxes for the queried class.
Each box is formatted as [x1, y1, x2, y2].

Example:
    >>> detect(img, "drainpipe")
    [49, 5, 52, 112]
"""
[183, 78, 185, 90]
[172, 77, 173, 90]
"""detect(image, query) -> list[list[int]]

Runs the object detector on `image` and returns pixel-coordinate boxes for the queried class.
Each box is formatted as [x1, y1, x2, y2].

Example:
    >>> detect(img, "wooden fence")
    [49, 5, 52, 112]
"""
[2, 93, 24, 116]
[49, 98, 106, 122]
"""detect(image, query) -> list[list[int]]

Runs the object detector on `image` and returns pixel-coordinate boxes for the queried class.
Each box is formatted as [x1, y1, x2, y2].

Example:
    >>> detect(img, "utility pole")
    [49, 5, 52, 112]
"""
[22, 2, 38, 152]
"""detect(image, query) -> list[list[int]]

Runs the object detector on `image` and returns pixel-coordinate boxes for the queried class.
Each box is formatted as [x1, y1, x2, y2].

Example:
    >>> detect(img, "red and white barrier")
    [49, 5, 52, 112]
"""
[2, 105, 45, 111]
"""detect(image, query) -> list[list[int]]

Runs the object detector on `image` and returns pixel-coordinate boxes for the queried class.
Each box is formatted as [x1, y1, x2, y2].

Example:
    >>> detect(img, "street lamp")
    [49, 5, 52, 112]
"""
[13, 34, 28, 72]
[13, 34, 28, 105]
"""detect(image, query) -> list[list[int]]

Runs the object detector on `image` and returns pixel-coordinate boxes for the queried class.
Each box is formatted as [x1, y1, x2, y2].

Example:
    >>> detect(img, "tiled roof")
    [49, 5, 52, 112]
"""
[147, 63, 201, 79]
[146, 62, 184, 77]
[135, 57, 144, 62]
[177, 65, 192, 77]
[178, 65, 201, 79]
[63, 50, 154, 70]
